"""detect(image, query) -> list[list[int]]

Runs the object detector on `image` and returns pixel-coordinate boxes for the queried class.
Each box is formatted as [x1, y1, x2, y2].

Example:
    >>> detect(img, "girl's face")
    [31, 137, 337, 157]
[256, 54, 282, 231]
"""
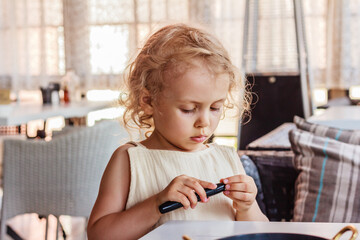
[145, 59, 230, 152]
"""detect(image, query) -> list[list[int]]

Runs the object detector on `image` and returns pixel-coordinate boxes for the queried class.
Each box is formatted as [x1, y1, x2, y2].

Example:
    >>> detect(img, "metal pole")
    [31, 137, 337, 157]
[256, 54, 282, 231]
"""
[241, 0, 250, 73]
[238, 0, 251, 150]
[293, 0, 313, 118]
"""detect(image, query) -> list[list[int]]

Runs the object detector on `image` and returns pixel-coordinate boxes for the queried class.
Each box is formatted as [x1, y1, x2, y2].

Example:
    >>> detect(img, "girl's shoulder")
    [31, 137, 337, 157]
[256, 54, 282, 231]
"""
[110, 142, 138, 162]
[115, 142, 137, 152]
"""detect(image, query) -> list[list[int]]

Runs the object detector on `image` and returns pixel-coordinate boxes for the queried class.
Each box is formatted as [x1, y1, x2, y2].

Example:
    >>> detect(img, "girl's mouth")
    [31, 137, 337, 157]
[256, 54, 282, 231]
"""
[190, 135, 207, 143]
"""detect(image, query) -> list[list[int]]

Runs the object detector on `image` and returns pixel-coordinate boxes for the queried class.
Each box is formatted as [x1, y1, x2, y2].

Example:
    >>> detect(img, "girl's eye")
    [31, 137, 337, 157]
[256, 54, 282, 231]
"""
[181, 108, 195, 114]
[210, 107, 221, 112]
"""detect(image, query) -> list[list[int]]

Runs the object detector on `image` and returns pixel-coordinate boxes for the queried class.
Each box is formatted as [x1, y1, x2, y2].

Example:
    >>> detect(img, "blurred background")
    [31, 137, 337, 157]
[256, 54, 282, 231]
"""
[1, 0, 360, 146]
[1, 1, 360, 239]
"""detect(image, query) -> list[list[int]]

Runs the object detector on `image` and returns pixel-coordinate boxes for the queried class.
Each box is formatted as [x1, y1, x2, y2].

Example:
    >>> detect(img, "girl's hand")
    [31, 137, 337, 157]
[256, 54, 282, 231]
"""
[220, 175, 257, 212]
[157, 175, 217, 211]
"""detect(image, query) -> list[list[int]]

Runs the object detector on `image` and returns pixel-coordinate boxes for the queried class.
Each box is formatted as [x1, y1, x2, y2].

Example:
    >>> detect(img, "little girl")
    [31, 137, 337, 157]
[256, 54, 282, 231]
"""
[87, 23, 268, 240]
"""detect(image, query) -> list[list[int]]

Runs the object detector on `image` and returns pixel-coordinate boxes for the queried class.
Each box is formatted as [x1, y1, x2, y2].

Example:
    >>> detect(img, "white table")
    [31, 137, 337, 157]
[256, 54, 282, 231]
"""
[141, 221, 359, 240]
[0, 100, 113, 126]
[0, 100, 115, 178]
[307, 106, 360, 130]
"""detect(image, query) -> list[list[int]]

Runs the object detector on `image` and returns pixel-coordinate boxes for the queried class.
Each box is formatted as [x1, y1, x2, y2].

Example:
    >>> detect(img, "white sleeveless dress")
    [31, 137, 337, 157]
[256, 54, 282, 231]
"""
[125, 142, 245, 227]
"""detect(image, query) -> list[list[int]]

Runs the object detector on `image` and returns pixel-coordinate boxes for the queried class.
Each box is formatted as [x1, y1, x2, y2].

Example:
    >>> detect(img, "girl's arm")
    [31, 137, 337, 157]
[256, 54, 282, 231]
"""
[234, 199, 269, 221]
[87, 144, 217, 240]
[87, 144, 161, 240]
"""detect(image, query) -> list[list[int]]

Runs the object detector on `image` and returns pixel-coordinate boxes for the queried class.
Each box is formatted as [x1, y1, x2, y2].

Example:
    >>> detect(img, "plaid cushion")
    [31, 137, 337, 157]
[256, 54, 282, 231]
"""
[294, 116, 360, 145]
[289, 129, 360, 222]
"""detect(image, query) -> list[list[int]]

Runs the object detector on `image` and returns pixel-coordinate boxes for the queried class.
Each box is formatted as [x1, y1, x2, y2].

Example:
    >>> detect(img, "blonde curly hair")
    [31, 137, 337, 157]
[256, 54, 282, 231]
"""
[120, 23, 251, 134]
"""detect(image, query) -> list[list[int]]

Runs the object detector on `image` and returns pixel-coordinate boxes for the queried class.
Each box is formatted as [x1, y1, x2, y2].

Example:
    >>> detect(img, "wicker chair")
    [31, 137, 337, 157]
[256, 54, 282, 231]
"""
[0, 120, 128, 239]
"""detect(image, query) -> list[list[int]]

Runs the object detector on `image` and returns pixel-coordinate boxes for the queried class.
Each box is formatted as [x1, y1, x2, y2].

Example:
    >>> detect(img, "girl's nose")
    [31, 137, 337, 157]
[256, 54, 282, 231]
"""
[194, 111, 210, 128]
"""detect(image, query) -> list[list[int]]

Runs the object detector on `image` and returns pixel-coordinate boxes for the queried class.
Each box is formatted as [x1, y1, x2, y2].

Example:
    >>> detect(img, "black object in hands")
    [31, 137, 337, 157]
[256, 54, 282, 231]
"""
[158, 183, 226, 214]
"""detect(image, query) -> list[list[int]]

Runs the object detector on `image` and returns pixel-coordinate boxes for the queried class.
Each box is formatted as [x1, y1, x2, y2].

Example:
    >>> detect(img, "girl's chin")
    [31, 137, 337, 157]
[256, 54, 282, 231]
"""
[177, 143, 208, 152]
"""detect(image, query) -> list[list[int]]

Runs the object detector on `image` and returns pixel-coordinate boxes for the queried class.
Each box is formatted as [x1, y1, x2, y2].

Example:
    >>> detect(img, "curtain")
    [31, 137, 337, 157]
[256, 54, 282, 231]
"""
[322, 0, 360, 89]
[1, 0, 360, 92]
[235, 0, 360, 89]
[0, 0, 244, 92]
[0, 0, 64, 91]
[303, 0, 360, 89]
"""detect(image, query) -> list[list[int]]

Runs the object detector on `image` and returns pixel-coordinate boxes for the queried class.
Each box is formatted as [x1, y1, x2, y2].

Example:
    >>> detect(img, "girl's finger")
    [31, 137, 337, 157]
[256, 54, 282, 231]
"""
[224, 182, 256, 193]
[222, 174, 250, 184]
[173, 192, 191, 210]
[223, 190, 255, 202]
[197, 180, 217, 202]
[178, 186, 199, 208]
[198, 180, 217, 190]
[184, 179, 215, 202]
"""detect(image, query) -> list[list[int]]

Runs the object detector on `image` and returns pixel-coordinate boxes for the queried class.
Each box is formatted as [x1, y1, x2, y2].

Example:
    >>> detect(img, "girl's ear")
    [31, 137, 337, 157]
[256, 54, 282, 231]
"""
[140, 89, 153, 115]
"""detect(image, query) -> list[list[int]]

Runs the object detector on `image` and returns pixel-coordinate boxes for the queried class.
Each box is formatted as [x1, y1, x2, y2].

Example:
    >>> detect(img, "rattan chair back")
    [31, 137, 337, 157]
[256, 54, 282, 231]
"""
[0, 120, 127, 239]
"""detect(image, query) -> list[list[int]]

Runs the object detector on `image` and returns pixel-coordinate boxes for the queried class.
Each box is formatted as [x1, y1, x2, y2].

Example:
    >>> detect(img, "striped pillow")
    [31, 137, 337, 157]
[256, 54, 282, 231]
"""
[289, 129, 360, 222]
[293, 116, 360, 145]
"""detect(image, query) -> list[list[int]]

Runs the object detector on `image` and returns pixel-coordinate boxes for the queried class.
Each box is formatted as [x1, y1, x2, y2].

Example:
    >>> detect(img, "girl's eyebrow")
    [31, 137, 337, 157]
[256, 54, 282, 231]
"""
[178, 98, 226, 104]
[213, 98, 226, 103]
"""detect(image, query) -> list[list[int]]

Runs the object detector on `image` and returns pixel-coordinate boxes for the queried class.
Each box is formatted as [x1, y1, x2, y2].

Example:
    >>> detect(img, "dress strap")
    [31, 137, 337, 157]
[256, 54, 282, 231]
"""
[126, 141, 138, 147]
[126, 141, 146, 148]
